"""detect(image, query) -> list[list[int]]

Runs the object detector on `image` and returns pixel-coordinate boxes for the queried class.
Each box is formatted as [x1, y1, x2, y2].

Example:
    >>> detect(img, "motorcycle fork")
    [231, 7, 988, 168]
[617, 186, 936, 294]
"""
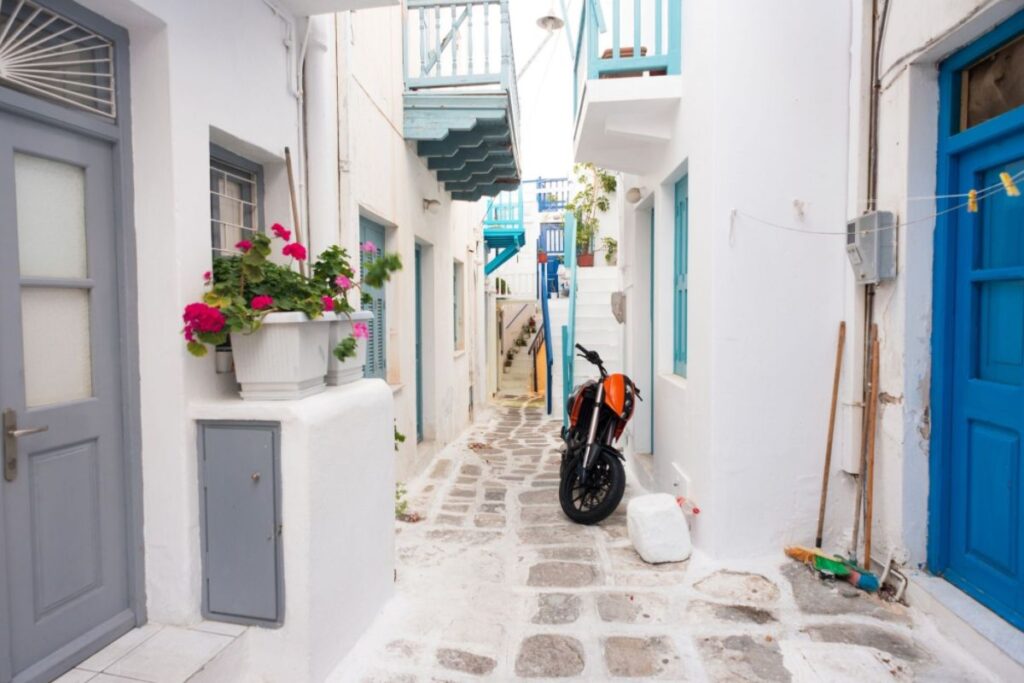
[579, 383, 605, 485]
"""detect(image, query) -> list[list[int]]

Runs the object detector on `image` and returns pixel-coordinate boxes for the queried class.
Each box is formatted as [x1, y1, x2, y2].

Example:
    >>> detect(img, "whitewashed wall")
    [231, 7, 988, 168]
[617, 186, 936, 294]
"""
[74, 0, 484, 632]
[837, 0, 1024, 568]
[340, 7, 482, 480]
[617, 0, 852, 557]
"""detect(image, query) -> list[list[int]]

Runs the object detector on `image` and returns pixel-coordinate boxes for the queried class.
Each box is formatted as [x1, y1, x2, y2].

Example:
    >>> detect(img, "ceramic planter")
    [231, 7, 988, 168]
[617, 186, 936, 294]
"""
[326, 310, 374, 386]
[577, 252, 595, 267]
[230, 312, 330, 400]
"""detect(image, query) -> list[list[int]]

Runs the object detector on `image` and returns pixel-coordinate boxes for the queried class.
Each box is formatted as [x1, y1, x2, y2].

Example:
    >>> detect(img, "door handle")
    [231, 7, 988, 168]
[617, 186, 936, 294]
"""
[3, 409, 48, 482]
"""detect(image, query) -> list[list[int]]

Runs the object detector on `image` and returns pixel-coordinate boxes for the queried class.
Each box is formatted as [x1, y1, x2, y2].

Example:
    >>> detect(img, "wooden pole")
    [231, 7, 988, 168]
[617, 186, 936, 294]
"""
[816, 321, 846, 548]
[284, 147, 307, 277]
[863, 329, 881, 568]
[851, 322, 877, 561]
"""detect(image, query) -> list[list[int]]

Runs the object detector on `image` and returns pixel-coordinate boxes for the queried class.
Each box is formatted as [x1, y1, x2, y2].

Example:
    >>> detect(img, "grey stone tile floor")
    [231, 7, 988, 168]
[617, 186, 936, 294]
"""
[334, 399, 996, 682]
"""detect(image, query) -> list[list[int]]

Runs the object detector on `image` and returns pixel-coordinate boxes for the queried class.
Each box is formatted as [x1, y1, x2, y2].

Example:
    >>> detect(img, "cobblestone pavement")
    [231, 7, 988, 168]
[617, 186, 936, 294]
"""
[336, 400, 995, 682]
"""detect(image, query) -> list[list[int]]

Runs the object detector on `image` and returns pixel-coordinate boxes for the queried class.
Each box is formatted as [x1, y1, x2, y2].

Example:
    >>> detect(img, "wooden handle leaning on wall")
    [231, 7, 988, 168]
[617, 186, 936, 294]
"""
[816, 321, 846, 549]
[864, 327, 881, 569]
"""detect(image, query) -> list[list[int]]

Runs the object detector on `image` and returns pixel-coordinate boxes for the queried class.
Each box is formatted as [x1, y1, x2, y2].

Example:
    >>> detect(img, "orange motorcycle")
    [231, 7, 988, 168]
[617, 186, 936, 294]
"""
[559, 344, 641, 524]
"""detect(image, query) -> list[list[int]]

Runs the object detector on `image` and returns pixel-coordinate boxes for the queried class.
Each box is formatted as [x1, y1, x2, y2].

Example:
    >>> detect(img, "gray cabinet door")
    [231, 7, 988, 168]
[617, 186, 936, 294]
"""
[199, 423, 282, 625]
[0, 111, 134, 681]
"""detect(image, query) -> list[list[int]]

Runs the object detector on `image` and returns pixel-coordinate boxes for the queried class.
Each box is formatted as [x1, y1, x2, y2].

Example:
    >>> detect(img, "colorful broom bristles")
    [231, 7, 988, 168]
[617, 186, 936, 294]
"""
[785, 545, 879, 593]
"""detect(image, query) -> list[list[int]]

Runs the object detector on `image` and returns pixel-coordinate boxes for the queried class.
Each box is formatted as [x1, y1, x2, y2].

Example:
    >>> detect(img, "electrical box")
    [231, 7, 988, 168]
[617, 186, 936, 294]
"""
[198, 421, 283, 626]
[846, 211, 896, 284]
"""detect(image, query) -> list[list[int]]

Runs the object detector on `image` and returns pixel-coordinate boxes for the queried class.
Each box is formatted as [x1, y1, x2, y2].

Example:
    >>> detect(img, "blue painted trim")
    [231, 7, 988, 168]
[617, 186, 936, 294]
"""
[562, 211, 578, 428]
[673, 175, 688, 377]
[928, 8, 1024, 577]
[649, 207, 656, 451]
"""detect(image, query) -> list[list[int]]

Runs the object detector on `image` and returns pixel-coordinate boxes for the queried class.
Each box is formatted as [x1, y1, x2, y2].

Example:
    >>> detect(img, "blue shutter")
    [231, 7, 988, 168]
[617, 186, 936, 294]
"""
[360, 217, 387, 379]
[673, 176, 688, 377]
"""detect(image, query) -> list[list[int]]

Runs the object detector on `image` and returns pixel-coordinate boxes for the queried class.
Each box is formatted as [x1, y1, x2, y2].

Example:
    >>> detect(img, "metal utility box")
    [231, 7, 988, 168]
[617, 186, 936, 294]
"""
[846, 211, 896, 284]
[198, 421, 283, 626]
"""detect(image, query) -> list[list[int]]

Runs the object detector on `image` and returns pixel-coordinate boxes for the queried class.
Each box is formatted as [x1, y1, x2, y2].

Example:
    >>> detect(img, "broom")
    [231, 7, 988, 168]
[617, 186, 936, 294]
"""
[785, 545, 879, 592]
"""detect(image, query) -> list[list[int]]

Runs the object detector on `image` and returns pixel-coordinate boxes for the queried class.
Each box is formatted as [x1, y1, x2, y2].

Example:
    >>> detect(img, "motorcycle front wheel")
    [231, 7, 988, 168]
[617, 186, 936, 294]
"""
[559, 448, 625, 525]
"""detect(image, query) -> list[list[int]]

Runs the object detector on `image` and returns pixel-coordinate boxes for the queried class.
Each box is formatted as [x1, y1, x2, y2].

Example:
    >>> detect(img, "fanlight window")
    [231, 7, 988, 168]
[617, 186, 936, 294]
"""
[0, 0, 116, 118]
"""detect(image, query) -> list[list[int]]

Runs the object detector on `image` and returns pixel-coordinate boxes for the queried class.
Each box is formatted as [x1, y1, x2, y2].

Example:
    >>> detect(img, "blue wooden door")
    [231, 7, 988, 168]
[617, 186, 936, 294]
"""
[414, 246, 424, 442]
[945, 139, 1024, 626]
[931, 13, 1024, 629]
[360, 217, 387, 379]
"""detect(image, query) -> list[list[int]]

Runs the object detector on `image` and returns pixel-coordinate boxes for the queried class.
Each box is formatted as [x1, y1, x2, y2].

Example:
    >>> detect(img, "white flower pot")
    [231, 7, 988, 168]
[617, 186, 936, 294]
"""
[230, 312, 330, 400]
[326, 310, 374, 386]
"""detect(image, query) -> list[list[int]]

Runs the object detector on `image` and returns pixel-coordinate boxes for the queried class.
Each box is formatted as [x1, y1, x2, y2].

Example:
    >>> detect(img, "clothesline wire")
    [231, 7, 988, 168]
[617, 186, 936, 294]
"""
[733, 168, 1023, 237]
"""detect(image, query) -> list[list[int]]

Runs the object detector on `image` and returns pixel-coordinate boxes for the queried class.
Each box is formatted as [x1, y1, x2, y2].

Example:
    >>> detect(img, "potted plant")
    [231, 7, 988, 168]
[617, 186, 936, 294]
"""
[312, 241, 400, 386]
[602, 237, 618, 266]
[183, 224, 401, 399]
[567, 163, 617, 268]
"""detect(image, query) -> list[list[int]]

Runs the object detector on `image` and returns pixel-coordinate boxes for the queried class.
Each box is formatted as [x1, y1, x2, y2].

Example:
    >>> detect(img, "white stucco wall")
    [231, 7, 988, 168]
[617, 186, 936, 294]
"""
[340, 7, 482, 480]
[74, 0, 484, 637]
[613, 0, 1024, 566]
[838, 0, 1024, 568]
[614, 0, 852, 558]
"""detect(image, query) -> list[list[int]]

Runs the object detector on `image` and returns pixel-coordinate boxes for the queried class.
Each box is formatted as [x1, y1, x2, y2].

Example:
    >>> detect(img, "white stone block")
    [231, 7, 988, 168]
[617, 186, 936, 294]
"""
[627, 493, 692, 564]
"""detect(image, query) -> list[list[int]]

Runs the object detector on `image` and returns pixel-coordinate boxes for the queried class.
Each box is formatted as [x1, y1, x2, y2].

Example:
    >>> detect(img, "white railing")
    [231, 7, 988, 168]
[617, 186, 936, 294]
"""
[405, 0, 520, 145]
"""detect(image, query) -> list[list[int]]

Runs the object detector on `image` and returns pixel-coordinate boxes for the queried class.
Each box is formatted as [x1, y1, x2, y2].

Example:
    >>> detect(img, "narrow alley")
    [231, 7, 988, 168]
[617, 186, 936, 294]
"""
[338, 401, 993, 682]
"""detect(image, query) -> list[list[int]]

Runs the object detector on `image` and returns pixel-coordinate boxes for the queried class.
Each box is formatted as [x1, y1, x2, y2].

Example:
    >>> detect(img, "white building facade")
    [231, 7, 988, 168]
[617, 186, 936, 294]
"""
[573, 0, 1024, 673]
[0, 0, 497, 681]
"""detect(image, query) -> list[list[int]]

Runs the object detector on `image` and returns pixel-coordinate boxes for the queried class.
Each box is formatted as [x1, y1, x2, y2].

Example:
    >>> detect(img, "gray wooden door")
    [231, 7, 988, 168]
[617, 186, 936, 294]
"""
[0, 110, 134, 682]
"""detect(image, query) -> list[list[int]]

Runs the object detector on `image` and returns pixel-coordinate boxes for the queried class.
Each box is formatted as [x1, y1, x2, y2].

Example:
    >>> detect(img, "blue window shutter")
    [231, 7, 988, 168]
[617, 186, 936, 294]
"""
[360, 217, 387, 379]
[673, 176, 688, 377]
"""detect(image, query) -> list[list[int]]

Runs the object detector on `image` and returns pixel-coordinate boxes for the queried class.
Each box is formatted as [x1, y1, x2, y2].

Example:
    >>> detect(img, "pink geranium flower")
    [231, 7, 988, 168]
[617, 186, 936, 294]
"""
[322, 296, 335, 312]
[335, 275, 352, 290]
[360, 241, 377, 254]
[235, 239, 253, 252]
[182, 302, 226, 341]
[203, 270, 212, 283]
[271, 223, 291, 241]
[282, 242, 307, 261]
[353, 322, 370, 339]
[251, 295, 274, 310]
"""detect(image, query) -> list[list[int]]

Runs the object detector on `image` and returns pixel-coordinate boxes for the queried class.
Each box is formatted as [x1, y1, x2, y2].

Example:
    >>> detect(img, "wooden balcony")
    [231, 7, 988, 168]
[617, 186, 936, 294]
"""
[404, 0, 522, 201]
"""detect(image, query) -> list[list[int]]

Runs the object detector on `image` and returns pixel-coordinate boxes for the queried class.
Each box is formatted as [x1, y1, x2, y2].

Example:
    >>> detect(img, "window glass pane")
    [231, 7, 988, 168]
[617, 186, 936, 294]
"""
[15, 154, 87, 278]
[21, 287, 93, 407]
[210, 159, 259, 259]
[960, 34, 1024, 131]
[975, 280, 1024, 387]
[978, 159, 1024, 269]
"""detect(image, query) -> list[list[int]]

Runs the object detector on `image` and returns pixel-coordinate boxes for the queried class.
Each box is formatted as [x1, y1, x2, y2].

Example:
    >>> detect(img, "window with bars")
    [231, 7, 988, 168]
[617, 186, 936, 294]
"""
[210, 146, 263, 260]
[360, 217, 388, 380]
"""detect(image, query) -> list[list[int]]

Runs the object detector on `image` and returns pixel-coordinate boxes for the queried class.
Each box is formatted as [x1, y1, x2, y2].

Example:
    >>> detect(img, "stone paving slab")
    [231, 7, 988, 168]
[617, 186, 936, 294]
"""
[332, 399, 999, 682]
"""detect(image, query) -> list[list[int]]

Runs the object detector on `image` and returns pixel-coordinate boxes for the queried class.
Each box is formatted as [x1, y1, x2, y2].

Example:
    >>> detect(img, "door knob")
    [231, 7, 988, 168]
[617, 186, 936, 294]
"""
[3, 408, 48, 482]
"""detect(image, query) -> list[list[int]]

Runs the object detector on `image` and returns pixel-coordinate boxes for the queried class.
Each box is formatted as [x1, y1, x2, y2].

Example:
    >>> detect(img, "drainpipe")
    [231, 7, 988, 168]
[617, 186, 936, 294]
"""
[304, 15, 340, 255]
[851, 0, 890, 563]
[262, 0, 312, 253]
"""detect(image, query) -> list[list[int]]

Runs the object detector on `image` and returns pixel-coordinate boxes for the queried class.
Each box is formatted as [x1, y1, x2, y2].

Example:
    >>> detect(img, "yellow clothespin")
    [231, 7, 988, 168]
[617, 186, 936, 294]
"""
[967, 189, 979, 213]
[1000, 172, 1021, 197]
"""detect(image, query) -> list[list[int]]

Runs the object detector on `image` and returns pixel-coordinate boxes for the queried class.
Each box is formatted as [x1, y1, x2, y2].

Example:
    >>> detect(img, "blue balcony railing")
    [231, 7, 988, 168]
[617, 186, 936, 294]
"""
[573, 0, 681, 115]
[535, 177, 571, 212]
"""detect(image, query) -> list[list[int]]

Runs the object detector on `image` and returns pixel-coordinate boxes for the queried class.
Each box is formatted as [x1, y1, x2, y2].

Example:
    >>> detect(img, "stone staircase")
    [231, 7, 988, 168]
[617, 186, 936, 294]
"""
[572, 267, 622, 385]
[499, 316, 539, 397]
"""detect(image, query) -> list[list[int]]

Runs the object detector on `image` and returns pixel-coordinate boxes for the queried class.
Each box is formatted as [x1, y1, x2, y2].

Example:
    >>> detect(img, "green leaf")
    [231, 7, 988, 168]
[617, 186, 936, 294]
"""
[332, 335, 358, 361]
[187, 340, 208, 357]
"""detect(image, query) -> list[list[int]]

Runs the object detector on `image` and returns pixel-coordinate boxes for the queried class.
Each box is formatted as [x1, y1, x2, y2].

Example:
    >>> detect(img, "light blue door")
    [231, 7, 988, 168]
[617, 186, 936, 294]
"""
[673, 177, 688, 377]
[931, 12, 1024, 629]
[360, 217, 386, 380]
[414, 246, 424, 442]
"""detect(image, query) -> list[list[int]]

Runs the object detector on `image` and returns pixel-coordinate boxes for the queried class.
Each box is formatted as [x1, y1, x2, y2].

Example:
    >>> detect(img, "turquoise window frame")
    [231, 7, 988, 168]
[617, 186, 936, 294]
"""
[673, 176, 688, 377]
